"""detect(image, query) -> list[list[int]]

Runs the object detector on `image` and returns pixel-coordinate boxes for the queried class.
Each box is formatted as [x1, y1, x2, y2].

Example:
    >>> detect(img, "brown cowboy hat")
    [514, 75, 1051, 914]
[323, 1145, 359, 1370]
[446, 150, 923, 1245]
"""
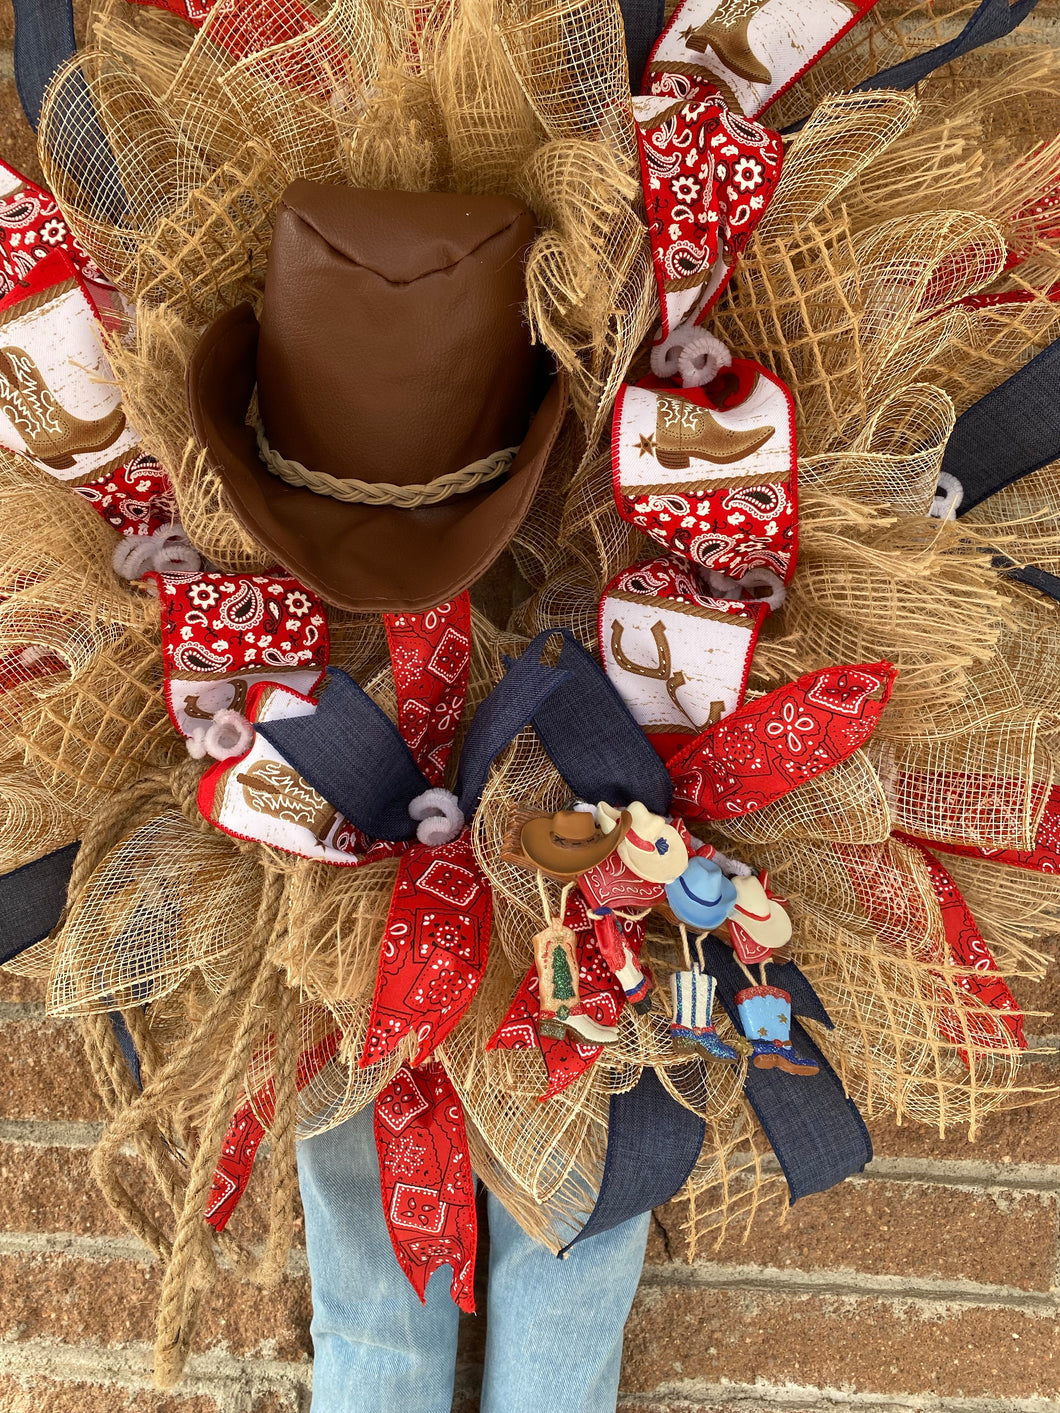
[187, 181, 567, 613]
[519, 808, 632, 880]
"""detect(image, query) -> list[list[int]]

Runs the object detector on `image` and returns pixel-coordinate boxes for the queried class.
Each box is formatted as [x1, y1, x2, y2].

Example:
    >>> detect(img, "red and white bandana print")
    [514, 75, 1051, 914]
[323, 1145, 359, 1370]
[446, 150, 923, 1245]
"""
[645, 0, 879, 118]
[384, 598, 471, 785]
[669, 660, 896, 819]
[633, 95, 783, 335]
[197, 682, 377, 865]
[612, 364, 797, 583]
[360, 831, 491, 1069]
[374, 1062, 477, 1313]
[149, 570, 329, 736]
[907, 786, 1060, 875]
[74, 453, 176, 538]
[0, 159, 106, 301]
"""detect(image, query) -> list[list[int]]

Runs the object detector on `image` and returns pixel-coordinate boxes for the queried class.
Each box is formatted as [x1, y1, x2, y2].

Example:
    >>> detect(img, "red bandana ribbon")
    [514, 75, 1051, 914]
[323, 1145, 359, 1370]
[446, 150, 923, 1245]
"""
[670, 660, 897, 819]
[374, 1061, 477, 1312]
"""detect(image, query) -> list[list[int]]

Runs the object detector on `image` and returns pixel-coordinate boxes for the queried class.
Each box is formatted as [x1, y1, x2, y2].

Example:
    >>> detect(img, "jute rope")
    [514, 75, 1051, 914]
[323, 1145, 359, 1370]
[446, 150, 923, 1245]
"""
[255, 421, 518, 506]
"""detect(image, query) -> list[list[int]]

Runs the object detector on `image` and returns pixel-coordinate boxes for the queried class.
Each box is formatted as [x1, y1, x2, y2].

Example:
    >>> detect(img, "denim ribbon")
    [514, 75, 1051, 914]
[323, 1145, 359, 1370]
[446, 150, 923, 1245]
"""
[948, 336, 1060, 515]
[0, 841, 80, 962]
[0, 841, 141, 1087]
[783, 0, 1041, 134]
[619, 0, 667, 88]
[260, 629, 673, 840]
[697, 934, 873, 1202]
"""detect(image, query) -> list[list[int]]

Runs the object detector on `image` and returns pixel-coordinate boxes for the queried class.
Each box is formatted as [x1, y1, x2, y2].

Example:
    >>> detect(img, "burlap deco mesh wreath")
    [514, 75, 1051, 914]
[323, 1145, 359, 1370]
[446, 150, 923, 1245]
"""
[0, 0, 1051, 1380]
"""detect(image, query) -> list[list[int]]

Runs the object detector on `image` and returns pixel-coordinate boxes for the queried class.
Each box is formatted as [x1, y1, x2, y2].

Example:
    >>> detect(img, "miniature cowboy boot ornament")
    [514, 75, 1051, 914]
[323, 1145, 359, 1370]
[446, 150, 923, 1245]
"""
[670, 964, 744, 1061]
[735, 984, 819, 1075]
[0, 345, 126, 470]
[534, 916, 619, 1045]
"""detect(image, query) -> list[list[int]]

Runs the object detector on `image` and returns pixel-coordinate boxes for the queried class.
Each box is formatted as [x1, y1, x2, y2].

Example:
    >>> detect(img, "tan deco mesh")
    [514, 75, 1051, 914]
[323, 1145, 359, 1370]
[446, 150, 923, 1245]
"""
[0, 0, 1052, 1386]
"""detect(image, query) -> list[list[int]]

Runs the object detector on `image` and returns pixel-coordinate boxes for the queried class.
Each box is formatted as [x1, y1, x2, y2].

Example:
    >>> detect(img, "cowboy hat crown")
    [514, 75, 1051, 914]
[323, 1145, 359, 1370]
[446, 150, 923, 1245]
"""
[188, 181, 566, 613]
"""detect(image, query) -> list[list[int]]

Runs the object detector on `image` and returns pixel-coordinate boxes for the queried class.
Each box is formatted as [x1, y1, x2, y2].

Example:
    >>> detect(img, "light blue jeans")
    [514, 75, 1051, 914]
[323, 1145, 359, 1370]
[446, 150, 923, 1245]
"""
[297, 1104, 650, 1413]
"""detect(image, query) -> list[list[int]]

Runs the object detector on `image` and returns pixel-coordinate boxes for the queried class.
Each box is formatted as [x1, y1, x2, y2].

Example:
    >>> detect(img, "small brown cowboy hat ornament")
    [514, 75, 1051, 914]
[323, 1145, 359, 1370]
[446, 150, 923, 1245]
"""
[504, 806, 632, 881]
[188, 181, 567, 612]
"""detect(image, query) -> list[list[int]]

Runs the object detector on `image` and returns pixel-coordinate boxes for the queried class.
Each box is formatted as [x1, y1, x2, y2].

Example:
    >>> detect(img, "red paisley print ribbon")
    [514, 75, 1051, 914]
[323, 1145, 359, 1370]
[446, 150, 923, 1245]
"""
[75, 453, 177, 539]
[150, 570, 330, 737]
[669, 660, 896, 819]
[374, 1061, 477, 1312]
[634, 96, 783, 336]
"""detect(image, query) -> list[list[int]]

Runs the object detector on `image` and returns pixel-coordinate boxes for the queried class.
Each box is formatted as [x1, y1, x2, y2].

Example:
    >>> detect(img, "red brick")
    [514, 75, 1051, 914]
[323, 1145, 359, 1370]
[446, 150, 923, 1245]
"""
[0, 1143, 123, 1236]
[652, 1179, 1058, 1291]
[0, 1375, 222, 1413]
[0, 972, 46, 1004]
[0, 1016, 104, 1122]
[0, 1251, 312, 1361]
[622, 1286, 1060, 1398]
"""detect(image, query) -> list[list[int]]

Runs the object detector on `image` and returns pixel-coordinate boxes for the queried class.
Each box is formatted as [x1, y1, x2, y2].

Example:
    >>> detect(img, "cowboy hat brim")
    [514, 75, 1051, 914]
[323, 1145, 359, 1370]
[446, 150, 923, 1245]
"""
[519, 810, 631, 880]
[187, 303, 568, 613]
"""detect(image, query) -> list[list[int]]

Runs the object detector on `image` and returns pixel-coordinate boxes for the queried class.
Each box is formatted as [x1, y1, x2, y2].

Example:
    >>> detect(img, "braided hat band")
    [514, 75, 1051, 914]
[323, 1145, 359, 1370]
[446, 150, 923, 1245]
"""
[255, 420, 519, 508]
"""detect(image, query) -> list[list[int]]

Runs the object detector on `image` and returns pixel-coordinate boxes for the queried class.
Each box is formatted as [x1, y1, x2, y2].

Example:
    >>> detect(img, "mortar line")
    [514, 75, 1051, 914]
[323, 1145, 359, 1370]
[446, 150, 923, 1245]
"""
[636, 1258, 1060, 1309]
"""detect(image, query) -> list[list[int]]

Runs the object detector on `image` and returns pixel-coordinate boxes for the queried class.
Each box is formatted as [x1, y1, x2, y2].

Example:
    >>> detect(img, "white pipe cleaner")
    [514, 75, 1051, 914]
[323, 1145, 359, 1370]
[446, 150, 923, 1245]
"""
[408, 788, 465, 847]
[704, 567, 786, 613]
[112, 524, 202, 581]
[186, 708, 255, 762]
[651, 325, 733, 388]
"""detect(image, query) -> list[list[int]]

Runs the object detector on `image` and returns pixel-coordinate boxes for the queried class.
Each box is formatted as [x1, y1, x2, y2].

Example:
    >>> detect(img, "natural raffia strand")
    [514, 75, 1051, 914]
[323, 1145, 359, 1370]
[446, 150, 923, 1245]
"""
[0, 0, 1052, 1386]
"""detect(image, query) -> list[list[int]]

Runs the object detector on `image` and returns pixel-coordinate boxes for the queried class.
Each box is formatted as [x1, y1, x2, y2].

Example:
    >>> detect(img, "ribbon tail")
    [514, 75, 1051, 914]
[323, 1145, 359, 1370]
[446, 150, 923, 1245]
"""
[560, 1068, 705, 1252]
[947, 334, 1060, 514]
[206, 1100, 268, 1232]
[857, 0, 1042, 94]
[360, 833, 491, 1069]
[697, 935, 872, 1203]
[529, 629, 674, 815]
[375, 1063, 477, 1313]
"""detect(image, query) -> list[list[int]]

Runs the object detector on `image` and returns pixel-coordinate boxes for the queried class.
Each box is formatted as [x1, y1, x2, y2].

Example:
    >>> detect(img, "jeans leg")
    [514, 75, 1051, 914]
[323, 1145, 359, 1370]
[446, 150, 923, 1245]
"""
[297, 1105, 461, 1413]
[480, 1194, 650, 1413]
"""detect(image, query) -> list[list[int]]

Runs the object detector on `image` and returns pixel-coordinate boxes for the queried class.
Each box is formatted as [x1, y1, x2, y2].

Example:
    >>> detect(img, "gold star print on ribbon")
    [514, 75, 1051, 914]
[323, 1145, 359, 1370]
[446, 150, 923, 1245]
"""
[682, 0, 773, 85]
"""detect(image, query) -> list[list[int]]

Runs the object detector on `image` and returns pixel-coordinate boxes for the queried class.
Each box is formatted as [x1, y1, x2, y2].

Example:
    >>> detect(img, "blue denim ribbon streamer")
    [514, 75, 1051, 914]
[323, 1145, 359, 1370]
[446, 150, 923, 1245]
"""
[948, 336, 1060, 516]
[697, 934, 873, 1203]
[783, 0, 1042, 134]
[619, 0, 667, 88]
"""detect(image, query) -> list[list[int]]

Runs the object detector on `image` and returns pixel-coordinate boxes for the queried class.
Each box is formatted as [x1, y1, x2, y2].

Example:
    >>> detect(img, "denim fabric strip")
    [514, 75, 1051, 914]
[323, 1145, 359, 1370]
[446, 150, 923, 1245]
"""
[699, 934, 873, 1202]
[12, 0, 76, 129]
[257, 668, 431, 842]
[782, 0, 1041, 135]
[530, 630, 674, 815]
[457, 642, 571, 817]
[619, 0, 666, 89]
[560, 1067, 705, 1252]
[949, 336, 1060, 515]
[108, 1009, 143, 1089]
[0, 841, 80, 963]
[856, 0, 1041, 94]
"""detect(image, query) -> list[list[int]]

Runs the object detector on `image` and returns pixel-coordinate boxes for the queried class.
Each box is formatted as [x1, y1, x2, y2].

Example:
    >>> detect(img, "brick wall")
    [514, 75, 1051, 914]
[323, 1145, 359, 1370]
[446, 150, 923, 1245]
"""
[1, 960, 1056, 1413]
[2, 9, 1060, 1410]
